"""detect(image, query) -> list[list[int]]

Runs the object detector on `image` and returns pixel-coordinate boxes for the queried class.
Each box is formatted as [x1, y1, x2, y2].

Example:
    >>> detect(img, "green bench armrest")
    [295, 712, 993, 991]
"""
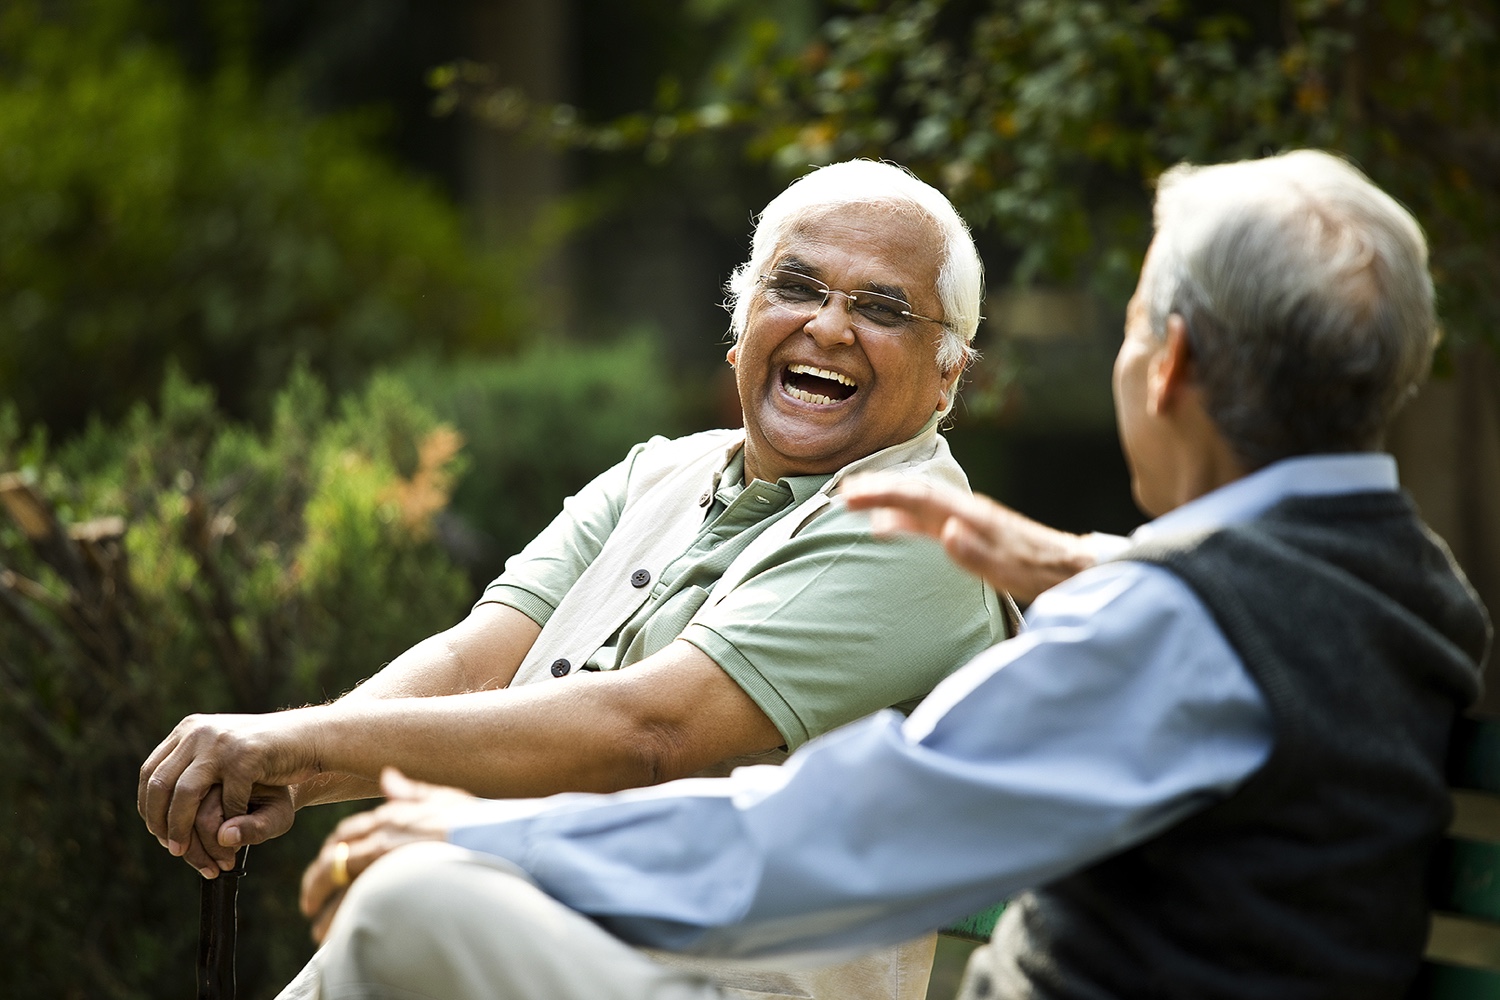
[940, 902, 1005, 943]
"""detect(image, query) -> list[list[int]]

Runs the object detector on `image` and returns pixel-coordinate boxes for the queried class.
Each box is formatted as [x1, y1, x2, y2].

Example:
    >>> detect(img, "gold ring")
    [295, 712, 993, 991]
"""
[330, 841, 350, 889]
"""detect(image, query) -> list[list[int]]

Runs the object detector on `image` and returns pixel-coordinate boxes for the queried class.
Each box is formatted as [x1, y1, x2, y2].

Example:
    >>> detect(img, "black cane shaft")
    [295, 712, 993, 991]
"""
[197, 847, 249, 1000]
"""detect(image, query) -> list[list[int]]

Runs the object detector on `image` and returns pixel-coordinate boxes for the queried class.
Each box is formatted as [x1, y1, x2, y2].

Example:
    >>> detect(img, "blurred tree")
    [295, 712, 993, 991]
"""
[0, 0, 526, 439]
[441, 0, 1500, 355]
[0, 368, 473, 998]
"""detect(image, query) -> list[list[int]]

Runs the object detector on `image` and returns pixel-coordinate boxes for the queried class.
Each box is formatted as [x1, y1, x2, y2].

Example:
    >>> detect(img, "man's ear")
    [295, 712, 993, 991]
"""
[726, 344, 738, 367]
[935, 366, 961, 412]
[1147, 314, 1195, 415]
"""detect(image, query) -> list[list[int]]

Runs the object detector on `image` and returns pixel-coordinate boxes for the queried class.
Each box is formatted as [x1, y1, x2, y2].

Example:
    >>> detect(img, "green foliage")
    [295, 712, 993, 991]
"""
[394, 332, 700, 574]
[0, 0, 525, 438]
[443, 0, 1500, 351]
[0, 368, 473, 998]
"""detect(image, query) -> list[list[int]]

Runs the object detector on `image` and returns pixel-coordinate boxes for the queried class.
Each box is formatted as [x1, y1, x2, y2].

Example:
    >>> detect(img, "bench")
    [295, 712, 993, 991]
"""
[939, 714, 1500, 998]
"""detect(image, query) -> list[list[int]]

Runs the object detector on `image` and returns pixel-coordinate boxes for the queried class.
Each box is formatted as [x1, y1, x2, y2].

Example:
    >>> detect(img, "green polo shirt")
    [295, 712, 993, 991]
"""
[479, 438, 1004, 750]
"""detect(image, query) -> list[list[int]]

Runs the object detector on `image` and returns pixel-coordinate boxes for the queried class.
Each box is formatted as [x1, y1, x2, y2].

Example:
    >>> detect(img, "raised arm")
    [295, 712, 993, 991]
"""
[841, 474, 1103, 603]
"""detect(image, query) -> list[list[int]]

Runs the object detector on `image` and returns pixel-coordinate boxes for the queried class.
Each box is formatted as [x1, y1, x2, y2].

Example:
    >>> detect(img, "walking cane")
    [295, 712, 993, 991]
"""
[197, 847, 249, 1000]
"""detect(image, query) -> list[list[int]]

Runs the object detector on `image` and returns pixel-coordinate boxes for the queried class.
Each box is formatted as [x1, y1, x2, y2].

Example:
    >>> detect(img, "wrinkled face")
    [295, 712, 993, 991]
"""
[1113, 241, 1172, 517]
[729, 204, 953, 484]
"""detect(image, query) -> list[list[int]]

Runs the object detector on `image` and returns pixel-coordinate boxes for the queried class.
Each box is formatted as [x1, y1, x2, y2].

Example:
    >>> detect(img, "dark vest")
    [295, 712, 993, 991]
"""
[982, 491, 1490, 1000]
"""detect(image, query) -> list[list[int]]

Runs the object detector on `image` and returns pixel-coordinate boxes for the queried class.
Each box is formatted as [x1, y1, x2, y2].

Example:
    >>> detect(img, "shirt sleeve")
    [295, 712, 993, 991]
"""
[448, 561, 1274, 962]
[473, 442, 645, 627]
[679, 504, 1001, 749]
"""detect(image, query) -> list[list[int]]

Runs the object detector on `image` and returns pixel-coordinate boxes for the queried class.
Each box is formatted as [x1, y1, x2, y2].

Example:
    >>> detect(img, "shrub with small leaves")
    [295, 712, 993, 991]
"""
[0, 367, 473, 998]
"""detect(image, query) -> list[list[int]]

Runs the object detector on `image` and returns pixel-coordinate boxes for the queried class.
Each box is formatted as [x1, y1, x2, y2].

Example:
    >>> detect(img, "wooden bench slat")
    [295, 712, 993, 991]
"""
[1428, 910, 1500, 970]
[1451, 789, 1500, 844]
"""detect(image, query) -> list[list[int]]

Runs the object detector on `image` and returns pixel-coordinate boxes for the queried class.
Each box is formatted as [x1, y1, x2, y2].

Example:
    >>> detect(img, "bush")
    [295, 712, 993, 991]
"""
[0, 368, 474, 998]
[0, 0, 526, 438]
[394, 332, 706, 580]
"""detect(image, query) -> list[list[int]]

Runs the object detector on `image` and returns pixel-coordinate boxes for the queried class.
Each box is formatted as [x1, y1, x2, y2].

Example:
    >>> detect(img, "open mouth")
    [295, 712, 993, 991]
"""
[783, 364, 857, 405]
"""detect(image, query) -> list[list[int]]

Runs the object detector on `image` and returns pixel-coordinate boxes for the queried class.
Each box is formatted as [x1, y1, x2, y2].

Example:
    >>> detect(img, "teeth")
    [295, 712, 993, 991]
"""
[789, 364, 855, 388]
[788, 386, 836, 405]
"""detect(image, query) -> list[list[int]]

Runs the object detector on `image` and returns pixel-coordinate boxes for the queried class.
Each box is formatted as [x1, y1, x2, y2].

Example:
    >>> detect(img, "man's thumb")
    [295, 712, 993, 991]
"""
[219, 805, 292, 848]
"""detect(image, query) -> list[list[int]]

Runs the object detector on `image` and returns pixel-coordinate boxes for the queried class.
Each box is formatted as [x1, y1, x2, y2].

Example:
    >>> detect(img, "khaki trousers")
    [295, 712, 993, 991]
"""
[277, 842, 934, 1000]
[276, 842, 727, 1000]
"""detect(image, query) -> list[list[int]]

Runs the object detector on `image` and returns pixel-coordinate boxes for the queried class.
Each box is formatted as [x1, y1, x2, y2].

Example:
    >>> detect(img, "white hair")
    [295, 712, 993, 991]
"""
[1140, 149, 1436, 467]
[725, 160, 984, 375]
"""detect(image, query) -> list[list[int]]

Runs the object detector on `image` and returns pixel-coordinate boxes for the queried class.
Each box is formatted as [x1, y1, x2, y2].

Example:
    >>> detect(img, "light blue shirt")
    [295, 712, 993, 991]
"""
[449, 454, 1401, 964]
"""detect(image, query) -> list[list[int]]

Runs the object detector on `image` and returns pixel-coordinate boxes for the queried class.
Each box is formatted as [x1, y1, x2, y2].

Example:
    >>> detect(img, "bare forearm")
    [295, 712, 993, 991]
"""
[288, 603, 544, 807]
[346, 602, 541, 701]
[290, 772, 381, 809]
[304, 646, 781, 800]
[306, 685, 658, 798]
[143, 640, 776, 865]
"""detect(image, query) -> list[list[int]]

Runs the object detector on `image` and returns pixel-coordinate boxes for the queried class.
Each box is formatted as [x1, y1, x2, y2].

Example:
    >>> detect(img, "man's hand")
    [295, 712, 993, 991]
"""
[180, 783, 295, 878]
[842, 474, 1099, 604]
[300, 768, 471, 943]
[138, 710, 321, 874]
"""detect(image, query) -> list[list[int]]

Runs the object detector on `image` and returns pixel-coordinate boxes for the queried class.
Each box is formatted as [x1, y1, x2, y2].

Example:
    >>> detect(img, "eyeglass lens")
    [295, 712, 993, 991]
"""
[761, 270, 918, 334]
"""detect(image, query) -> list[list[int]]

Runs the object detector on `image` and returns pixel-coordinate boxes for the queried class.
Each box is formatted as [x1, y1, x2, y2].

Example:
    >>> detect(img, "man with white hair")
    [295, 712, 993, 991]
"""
[293, 150, 1488, 999]
[140, 160, 1013, 1000]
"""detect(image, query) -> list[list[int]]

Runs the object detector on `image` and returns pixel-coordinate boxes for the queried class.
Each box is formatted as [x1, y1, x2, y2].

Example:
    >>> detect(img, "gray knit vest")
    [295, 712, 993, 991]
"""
[973, 490, 1490, 1000]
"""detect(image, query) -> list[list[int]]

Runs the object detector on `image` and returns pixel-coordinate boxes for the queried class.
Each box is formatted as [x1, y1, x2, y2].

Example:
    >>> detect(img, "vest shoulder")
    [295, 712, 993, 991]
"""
[621, 429, 743, 490]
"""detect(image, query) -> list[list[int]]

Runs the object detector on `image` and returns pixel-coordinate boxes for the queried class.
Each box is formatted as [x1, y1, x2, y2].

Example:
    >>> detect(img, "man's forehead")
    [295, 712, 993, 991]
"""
[772, 208, 942, 281]
[784, 199, 938, 232]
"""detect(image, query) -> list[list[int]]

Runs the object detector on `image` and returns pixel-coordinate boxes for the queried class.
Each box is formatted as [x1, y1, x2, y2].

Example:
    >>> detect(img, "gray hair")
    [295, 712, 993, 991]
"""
[1141, 149, 1437, 468]
[725, 160, 984, 377]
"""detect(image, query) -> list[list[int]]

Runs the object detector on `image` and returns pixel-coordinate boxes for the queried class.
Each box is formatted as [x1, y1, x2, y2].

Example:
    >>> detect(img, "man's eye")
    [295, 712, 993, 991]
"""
[769, 279, 822, 302]
[854, 298, 907, 326]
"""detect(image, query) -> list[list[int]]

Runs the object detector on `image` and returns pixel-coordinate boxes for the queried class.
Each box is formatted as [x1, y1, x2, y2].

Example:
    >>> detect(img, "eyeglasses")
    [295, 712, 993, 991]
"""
[758, 269, 947, 336]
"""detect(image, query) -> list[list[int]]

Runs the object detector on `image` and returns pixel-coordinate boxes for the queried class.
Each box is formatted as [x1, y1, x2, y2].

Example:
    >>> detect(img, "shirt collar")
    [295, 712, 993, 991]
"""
[727, 412, 945, 504]
[720, 448, 832, 506]
[1131, 452, 1399, 543]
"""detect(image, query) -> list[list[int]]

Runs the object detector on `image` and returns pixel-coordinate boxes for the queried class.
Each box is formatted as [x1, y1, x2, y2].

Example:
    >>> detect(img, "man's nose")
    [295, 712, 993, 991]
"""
[803, 292, 858, 347]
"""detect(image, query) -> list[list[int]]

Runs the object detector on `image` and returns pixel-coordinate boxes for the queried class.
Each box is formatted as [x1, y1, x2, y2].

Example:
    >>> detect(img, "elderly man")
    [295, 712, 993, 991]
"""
[139, 159, 1011, 1000]
[294, 149, 1489, 1000]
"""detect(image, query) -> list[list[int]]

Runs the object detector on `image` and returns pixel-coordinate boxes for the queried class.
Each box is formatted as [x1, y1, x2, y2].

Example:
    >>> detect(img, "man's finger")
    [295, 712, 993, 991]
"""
[218, 789, 295, 851]
[843, 480, 968, 537]
[380, 765, 441, 802]
[181, 830, 225, 881]
[940, 520, 995, 580]
[865, 506, 926, 538]
[309, 887, 346, 945]
[843, 479, 942, 512]
[137, 733, 180, 829]
[193, 786, 240, 872]
[141, 740, 201, 849]
[301, 829, 376, 920]
[164, 759, 221, 855]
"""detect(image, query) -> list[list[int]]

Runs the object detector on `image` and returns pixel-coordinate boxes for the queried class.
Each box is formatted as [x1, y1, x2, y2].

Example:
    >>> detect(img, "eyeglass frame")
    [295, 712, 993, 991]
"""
[756, 268, 949, 335]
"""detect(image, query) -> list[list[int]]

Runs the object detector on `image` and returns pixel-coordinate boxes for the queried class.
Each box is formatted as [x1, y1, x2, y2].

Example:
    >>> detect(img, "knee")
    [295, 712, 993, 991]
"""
[318, 841, 581, 998]
[334, 841, 489, 943]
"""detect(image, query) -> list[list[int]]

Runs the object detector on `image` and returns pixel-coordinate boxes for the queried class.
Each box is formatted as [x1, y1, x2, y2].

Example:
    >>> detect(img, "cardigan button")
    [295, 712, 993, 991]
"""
[630, 569, 651, 588]
[550, 658, 571, 677]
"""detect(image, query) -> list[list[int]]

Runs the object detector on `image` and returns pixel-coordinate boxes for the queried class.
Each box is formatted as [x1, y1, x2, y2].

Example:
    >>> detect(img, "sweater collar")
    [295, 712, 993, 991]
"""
[1133, 452, 1399, 544]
